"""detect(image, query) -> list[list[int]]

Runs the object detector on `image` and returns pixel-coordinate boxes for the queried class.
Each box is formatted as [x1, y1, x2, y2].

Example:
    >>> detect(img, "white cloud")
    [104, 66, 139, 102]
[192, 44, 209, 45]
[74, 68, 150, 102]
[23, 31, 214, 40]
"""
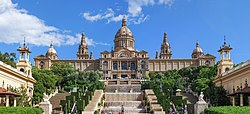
[127, 0, 155, 17]
[0, 0, 108, 47]
[83, 12, 102, 22]
[158, 0, 175, 5]
[86, 38, 110, 47]
[82, 0, 174, 24]
[83, 8, 125, 24]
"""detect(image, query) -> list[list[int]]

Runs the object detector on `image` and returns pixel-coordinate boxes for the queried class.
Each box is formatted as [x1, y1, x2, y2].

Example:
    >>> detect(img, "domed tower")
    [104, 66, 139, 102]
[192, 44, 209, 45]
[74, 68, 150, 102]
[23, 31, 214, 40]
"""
[192, 40, 204, 58]
[160, 32, 172, 59]
[46, 42, 58, 60]
[114, 16, 134, 51]
[16, 38, 32, 77]
[77, 32, 89, 59]
[217, 38, 233, 76]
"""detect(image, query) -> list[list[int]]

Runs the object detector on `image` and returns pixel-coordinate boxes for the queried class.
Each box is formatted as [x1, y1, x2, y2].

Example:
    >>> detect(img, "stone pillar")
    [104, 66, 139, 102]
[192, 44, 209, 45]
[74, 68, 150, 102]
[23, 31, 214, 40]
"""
[6, 95, 9, 107]
[232, 96, 235, 106]
[14, 97, 17, 107]
[39, 95, 52, 114]
[194, 92, 208, 114]
[240, 94, 243, 106]
[39, 101, 52, 114]
[176, 89, 181, 96]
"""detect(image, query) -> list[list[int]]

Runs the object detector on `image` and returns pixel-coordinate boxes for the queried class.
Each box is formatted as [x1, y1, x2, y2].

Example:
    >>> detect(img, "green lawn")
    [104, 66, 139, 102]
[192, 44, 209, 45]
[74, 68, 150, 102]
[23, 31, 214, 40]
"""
[205, 106, 250, 114]
[0, 107, 43, 114]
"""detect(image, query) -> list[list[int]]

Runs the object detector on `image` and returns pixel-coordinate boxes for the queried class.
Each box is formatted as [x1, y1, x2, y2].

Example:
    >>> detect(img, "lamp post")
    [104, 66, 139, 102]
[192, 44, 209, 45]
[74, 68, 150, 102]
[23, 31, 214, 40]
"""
[160, 79, 163, 93]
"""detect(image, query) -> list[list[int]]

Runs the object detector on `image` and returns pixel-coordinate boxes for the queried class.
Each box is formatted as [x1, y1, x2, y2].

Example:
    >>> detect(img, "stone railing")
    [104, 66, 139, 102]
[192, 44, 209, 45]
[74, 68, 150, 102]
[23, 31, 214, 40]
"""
[82, 90, 104, 114]
[145, 89, 165, 114]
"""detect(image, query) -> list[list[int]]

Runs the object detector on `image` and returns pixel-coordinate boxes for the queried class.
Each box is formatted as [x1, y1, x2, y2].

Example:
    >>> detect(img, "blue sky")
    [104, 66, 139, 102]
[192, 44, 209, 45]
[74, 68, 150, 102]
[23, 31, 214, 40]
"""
[0, 0, 250, 64]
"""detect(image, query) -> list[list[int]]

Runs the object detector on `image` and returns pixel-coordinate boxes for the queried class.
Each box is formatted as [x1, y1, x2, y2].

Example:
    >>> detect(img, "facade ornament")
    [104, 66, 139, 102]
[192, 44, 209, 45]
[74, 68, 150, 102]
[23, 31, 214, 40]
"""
[43, 93, 49, 102]
[199, 92, 204, 102]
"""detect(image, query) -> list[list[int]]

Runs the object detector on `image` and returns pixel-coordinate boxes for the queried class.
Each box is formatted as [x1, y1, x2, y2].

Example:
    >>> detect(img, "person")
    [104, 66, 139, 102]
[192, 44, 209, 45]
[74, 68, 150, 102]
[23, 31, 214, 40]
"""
[121, 105, 124, 114]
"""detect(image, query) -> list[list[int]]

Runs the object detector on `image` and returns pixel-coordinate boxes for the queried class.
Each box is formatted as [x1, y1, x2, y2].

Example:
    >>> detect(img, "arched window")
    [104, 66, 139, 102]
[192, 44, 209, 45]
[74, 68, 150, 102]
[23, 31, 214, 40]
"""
[20, 68, 24, 72]
[205, 60, 210, 65]
[103, 61, 108, 70]
[39, 61, 45, 69]
[225, 67, 230, 72]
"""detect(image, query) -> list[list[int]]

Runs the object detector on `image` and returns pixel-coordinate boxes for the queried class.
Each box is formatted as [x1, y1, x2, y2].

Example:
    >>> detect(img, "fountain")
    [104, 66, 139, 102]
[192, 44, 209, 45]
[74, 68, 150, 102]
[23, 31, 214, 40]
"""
[101, 79, 146, 114]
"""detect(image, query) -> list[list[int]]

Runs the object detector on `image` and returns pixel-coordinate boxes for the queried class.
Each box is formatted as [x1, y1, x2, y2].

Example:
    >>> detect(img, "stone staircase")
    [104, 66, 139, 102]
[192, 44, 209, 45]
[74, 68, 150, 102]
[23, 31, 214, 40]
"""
[181, 92, 198, 114]
[49, 92, 70, 113]
[82, 90, 104, 114]
[102, 80, 146, 114]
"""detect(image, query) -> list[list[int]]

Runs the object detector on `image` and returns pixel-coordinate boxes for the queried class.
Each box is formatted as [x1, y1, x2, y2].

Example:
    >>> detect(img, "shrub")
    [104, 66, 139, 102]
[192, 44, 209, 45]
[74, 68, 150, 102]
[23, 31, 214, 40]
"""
[0, 107, 43, 114]
[205, 106, 250, 114]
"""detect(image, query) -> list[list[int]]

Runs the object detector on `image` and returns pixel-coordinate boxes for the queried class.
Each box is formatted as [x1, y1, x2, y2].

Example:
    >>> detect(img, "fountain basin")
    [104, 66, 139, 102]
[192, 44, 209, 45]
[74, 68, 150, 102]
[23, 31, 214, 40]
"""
[105, 84, 141, 92]
[105, 92, 142, 101]
[102, 106, 146, 114]
[104, 101, 143, 108]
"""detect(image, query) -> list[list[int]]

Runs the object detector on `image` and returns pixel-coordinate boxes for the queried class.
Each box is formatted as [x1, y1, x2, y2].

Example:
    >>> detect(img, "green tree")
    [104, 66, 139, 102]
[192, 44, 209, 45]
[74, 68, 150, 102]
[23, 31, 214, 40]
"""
[50, 62, 75, 89]
[63, 70, 104, 92]
[32, 68, 58, 103]
[0, 51, 17, 68]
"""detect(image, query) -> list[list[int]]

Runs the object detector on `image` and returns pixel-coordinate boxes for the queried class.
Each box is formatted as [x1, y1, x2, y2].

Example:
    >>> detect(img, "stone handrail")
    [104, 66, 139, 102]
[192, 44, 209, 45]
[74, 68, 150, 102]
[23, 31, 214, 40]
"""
[145, 89, 165, 113]
[82, 90, 104, 114]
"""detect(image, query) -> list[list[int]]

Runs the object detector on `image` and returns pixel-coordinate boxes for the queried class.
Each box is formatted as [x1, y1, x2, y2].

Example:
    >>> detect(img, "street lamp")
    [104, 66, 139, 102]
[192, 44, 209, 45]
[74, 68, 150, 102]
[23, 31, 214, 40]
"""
[160, 79, 163, 93]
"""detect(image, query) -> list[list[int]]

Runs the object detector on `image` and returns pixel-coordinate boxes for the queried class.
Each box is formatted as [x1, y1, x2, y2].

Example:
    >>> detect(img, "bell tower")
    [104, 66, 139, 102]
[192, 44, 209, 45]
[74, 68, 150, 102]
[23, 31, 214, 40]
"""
[16, 38, 32, 77]
[160, 32, 172, 59]
[77, 32, 89, 59]
[217, 37, 233, 77]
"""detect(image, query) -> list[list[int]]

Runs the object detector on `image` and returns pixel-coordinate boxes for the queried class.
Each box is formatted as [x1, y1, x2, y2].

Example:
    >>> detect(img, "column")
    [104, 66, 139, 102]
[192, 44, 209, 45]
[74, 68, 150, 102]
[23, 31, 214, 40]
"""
[232, 96, 235, 106]
[240, 94, 243, 106]
[6, 95, 9, 107]
[14, 97, 17, 107]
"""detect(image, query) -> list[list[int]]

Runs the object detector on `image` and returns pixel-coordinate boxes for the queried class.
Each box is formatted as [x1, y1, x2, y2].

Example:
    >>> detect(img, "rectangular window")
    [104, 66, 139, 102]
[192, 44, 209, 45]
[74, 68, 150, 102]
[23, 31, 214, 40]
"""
[113, 62, 118, 70]
[131, 63, 136, 70]
[122, 62, 127, 70]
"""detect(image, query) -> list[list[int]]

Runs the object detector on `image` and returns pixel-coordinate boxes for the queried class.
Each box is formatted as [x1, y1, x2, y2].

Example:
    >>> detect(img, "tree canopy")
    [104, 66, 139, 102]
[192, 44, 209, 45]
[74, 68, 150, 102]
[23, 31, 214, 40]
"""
[32, 67, 58, 103]
[143, 65, 230, 111]
[0, 51, 16, 68]
[32, 62, 104, 104]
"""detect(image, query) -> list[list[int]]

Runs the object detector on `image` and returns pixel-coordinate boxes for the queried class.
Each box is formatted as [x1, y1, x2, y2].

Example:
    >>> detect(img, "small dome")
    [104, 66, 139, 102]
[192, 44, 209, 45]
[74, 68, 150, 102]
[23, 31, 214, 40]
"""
[193, 41, 203, 53]
[46, 43, 57, 55]
[193, 47, 203, 53]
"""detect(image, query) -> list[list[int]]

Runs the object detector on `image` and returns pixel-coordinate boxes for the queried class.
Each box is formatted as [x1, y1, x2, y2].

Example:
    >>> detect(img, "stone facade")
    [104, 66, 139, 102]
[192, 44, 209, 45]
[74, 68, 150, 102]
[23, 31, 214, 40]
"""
[213, 40, 250, 106]
[0, 41, 36, 100]
[34, 16, 215, 79]
[214, 39, 250, 94]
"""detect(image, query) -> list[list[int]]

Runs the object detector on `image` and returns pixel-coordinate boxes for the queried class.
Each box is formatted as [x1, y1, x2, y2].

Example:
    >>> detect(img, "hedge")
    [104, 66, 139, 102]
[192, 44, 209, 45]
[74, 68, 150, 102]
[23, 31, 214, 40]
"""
[0, 107, 43, 114]
[205, 106, 250, 114]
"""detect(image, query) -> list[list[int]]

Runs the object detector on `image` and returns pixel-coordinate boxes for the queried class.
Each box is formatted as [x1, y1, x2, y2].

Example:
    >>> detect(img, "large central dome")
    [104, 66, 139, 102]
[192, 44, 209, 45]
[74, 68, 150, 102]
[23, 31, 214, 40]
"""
[115, 22, 133, 38]
[114, 16, 135, 51]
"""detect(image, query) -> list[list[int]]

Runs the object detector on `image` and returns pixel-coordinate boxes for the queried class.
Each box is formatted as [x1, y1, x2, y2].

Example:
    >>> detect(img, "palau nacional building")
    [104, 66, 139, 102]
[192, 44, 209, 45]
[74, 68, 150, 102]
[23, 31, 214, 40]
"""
[34, 17, 216, 79]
